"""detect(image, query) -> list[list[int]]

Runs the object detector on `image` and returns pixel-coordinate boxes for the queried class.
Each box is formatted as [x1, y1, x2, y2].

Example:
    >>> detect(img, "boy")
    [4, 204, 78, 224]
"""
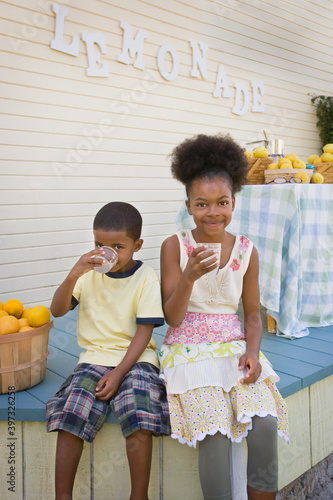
[46, 202, 170, 500]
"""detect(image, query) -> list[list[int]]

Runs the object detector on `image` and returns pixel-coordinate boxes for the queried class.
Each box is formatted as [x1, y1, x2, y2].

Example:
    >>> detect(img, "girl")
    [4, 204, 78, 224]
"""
[159, 134, 289, 500]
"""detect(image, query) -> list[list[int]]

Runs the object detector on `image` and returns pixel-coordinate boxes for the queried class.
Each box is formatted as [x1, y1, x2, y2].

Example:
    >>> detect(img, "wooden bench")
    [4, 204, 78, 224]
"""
[1, 309, 332, 499]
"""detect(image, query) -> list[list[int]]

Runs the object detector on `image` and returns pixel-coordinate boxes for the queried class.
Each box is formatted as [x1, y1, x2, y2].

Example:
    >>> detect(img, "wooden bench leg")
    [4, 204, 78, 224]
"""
[230, 440, 248, 499]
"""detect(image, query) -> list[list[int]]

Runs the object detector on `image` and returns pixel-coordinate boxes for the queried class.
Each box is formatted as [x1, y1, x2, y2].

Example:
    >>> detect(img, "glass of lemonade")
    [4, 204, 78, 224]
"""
[94, 246, 118, 273]
[196, 243, 221, 276]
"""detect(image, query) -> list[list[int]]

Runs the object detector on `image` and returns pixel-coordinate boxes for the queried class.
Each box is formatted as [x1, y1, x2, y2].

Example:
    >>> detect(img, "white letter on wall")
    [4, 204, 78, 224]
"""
[81, 33, 109, 77]
[232, 82, 249, 116]
[157, 44, 179, 81]
[251, 80, 265, 112]
[213, 64, 231, 98]
[50, 3, 79, 56]
[117, 21, 147, 70]
[190, 40, 208, 79]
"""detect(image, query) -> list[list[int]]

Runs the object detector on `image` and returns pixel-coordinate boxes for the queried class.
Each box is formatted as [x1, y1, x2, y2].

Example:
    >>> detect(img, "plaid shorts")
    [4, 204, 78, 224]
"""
[46, 362, 170, 442]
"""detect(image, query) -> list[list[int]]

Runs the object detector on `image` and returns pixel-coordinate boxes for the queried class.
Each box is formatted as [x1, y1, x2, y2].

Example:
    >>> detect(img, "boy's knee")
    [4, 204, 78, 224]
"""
[127, 429, 152, 439]
[126, 429, 152, 452]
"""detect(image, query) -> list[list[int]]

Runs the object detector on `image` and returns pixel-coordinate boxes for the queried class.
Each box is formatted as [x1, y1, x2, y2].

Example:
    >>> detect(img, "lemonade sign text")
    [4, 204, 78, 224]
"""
[50, 3, 265, 117]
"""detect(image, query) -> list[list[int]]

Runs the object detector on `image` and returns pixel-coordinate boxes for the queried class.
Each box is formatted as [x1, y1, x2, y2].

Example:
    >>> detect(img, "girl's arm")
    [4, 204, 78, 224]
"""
[161, 235, 218, 327]
[238, 246, 262, 384]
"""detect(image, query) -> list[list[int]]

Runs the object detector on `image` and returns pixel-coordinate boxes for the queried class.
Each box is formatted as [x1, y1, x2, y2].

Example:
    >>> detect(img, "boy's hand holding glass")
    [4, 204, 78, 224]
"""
[69, 247, 112, 279]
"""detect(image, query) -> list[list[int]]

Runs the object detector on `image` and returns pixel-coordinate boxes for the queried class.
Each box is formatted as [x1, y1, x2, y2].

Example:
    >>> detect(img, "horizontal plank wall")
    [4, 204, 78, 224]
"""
[1, 0, 333, 306]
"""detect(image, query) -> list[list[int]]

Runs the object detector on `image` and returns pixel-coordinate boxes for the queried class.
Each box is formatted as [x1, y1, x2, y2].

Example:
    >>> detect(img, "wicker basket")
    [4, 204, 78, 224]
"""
[0, 320, 52, 393]
[264, 168, 312, 184]
[247, 158, 273, 184]
[314, 162, 333, 183]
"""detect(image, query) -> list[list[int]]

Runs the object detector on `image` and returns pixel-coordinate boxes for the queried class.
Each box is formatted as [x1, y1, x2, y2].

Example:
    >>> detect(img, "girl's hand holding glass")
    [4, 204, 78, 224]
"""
[184, 245, 219, 282]
[196, 243, 221, 276]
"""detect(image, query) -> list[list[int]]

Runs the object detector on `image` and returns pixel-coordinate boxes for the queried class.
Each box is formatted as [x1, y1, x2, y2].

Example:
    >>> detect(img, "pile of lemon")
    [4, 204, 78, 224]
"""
[307, 143, 333, 165]
[265, 154, 324, 184]
[0, 299, 50, 336]
[244, 146, 269, 158]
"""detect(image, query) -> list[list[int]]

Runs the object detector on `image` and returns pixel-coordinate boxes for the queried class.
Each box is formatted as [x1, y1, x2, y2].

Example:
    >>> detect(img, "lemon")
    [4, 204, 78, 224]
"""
[311, 172, 324, 184]
[18, 318, 29, 329]
[266, 163, 279, 169]
[307, 155, 319, 164]
[285, 153, 298, 162]
[28, 305, 51, 327]
[3, 299, 24, 319]
[313, 157, 322, 164]
[323, 144, 333, 154]
[0, 315, 20, 335]
[0, 301, 3, 309]
[19, 326, 34, 332]
[295, 171, 308, 183]
[278, 157, 292, 168]
[279, 166, 292, 170]
[293, 159, 306, 169]
[320, 153, 333, 162]
[0, 310, 9, 318]
[244, 150, 253, 158]
[21, 307, 33, 319]
[253, 147, 269, 158]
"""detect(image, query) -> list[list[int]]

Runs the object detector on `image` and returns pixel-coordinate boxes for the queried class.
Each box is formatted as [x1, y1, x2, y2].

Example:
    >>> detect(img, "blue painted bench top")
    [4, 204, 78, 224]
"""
[1, 308, 333, 422]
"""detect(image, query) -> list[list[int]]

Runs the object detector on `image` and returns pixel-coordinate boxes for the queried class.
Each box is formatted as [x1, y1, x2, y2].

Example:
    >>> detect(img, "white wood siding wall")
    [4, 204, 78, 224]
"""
[1, 0, 333, 306]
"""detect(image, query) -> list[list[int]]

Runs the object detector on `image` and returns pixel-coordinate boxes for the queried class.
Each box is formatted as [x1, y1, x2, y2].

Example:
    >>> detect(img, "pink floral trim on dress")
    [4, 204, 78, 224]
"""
[229, 235, 250, 272]
[229, 259, 240, 272]
[164, 312, 245, 345]
[181, 230, 195, 257]
[239, 235, 250, 254]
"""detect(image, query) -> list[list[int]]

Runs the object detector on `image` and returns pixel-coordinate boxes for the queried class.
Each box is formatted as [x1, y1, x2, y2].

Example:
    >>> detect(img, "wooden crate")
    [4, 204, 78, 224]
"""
[247, 157, 273, 184]
[264, 168, 312, 184]
[314, 162, 333, 183]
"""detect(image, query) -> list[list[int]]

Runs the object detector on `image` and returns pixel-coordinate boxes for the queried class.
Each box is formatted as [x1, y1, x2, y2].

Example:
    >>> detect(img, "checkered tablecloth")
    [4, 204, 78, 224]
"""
[175, 184, 333, 338]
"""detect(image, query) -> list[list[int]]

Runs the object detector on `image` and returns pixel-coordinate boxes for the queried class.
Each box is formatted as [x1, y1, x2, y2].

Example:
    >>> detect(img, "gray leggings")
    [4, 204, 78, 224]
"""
[198, 416, 278, 500]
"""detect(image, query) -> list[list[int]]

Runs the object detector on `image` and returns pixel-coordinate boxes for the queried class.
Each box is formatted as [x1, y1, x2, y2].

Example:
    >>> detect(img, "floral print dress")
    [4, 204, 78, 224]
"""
[159, 230, 289, 447]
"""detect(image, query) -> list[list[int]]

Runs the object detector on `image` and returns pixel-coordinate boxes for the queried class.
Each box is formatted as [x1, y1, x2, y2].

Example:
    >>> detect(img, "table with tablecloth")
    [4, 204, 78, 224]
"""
[176, 184, 333, 339]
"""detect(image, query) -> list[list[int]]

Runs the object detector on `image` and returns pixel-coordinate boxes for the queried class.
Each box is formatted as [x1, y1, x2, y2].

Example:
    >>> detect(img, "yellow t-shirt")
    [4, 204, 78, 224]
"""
[72, 261, 164, 368]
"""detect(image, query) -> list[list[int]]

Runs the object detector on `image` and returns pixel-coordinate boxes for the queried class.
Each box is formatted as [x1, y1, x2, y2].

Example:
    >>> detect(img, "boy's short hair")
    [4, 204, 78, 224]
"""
[93, 202, 142, 240]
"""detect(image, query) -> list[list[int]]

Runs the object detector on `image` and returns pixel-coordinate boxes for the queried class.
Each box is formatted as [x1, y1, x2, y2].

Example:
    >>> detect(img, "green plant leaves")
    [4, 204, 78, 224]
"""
[311, 95, 333, 147]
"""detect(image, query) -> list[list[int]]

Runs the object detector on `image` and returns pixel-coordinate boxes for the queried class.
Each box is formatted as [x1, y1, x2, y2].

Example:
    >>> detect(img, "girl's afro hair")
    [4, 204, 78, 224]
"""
[170, 133, 248, 194]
